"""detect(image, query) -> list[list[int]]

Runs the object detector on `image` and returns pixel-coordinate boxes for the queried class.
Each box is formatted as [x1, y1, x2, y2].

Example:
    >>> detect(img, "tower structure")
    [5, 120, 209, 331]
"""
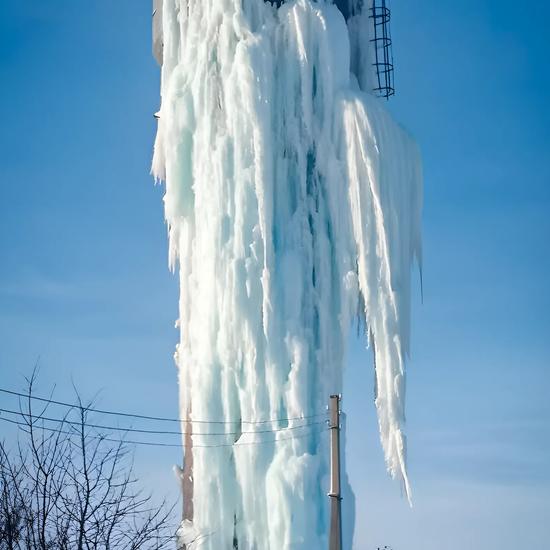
[153, 0, 395, 98]
[151, 2, 421, 548]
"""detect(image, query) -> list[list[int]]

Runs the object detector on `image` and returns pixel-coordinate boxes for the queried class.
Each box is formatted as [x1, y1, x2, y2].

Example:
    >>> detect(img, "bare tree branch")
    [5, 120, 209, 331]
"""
[0, 373, 178, 550]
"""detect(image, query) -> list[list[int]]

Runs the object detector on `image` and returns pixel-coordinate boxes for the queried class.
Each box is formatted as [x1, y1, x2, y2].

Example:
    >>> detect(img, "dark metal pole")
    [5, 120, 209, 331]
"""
[329, 394, 342, 550]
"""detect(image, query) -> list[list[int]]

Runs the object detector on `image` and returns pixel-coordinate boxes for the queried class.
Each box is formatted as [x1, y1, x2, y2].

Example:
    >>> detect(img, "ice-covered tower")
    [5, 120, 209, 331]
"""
[152, 1, 422, 548]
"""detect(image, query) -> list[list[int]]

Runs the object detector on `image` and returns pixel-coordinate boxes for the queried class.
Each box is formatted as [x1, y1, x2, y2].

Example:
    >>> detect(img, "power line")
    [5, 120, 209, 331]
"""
[0, 387, 327, 425]
[0, 415, 329, 449]
[0, 407, 327, 437]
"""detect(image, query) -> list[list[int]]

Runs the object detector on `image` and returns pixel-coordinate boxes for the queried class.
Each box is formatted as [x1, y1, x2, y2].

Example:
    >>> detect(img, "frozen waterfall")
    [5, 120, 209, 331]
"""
[151, 1, 422, 548]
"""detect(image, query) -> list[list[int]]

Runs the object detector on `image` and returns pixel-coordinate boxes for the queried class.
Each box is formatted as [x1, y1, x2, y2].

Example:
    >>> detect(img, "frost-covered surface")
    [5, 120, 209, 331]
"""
[152, 1, 422, 548]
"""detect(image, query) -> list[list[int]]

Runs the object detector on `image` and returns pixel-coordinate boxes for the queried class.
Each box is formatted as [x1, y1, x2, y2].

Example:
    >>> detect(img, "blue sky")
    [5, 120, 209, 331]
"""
[0, 1, 549, 549]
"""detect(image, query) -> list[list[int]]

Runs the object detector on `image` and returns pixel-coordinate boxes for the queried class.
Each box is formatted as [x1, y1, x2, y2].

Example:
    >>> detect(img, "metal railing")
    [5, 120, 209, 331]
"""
[370, 0, 395, 99]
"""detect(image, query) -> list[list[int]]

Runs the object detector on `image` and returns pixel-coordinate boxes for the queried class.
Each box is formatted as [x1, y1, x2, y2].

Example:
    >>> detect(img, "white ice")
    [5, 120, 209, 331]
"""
[152, 1, 422, 548]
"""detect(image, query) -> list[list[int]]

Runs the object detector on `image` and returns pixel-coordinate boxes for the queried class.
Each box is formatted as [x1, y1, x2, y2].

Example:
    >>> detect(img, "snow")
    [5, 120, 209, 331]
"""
[152, 1, 422, 548]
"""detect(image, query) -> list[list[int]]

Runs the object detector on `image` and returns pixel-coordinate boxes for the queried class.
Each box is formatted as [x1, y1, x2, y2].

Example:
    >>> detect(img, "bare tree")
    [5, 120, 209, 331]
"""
[0, 371, 177, 550]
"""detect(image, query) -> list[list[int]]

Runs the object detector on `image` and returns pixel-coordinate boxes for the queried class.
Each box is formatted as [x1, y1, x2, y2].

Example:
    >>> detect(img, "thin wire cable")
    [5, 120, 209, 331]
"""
[0, 407, 327, 437]
[0, 387, 327, 425]
[0, 415, 328, 449]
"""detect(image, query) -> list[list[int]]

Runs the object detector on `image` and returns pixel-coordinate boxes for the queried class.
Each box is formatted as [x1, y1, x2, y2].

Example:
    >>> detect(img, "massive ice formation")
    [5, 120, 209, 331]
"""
[152, 1, 422, 548]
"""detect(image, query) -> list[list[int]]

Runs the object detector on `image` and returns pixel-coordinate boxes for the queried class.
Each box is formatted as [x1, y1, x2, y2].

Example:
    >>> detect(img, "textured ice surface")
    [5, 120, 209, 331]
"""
[152, 1, 422, 548]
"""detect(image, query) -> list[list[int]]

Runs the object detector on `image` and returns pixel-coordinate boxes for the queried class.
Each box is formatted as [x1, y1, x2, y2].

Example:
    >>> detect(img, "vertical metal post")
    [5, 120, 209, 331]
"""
[329, 394, 342, 550]
[182, 408, 194, 523]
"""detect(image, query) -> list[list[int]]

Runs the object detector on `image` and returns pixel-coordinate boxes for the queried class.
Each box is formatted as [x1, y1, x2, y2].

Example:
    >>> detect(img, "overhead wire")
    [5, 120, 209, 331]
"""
[0, 387, 327, 425]
[0, 415, 329, 449]
[0, 406, 327, 437]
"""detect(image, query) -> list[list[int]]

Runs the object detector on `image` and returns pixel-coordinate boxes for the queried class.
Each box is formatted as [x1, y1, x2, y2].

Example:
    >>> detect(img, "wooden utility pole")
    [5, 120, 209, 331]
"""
[328, 394, 342, 550]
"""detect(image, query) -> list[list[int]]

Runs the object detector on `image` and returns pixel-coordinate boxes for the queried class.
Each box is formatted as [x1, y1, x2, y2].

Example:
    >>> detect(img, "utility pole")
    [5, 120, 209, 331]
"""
[328, 394, 342, 550]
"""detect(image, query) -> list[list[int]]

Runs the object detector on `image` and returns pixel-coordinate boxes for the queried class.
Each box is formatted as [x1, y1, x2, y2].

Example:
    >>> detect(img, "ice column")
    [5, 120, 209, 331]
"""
[152, 1, 422, 548]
